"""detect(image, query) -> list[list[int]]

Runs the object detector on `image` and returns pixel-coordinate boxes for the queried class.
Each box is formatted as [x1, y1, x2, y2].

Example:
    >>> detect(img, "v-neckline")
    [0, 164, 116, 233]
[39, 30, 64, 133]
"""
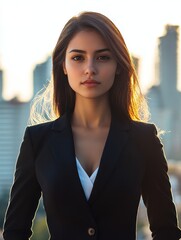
[51, 113, 130, 204]
[71, 115, 112, 178]
[76, 158, 99, 200]
[76, 157, 99, 179]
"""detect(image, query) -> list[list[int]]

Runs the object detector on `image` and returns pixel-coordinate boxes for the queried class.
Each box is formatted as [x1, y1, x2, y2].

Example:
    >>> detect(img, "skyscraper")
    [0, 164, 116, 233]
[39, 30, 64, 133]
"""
[147, 24, 181, 160]
[0, 70, 29, 195]
[33, 56, 52, 97]
[158, 25, 180, 109]
[0, 56, 52, 195]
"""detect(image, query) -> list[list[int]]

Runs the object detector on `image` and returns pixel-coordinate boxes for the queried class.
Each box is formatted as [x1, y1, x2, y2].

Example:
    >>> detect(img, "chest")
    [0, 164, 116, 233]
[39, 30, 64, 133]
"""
[35, 123, 147, 202]
[72, 126, 110, 176]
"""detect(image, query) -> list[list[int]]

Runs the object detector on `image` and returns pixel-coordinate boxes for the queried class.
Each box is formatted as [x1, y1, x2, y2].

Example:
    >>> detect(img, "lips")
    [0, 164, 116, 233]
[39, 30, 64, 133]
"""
[81, 79, 100, 86]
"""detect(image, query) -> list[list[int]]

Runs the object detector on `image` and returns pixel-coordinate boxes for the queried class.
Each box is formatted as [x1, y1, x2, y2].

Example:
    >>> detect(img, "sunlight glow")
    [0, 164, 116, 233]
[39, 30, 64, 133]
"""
[1, 0, 181, 101]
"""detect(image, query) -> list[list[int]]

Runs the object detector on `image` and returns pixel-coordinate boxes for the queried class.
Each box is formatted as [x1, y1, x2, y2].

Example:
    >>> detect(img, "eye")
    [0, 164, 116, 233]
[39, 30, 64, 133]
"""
[97, 55, 110, 61]
[72, 55, 84, 61]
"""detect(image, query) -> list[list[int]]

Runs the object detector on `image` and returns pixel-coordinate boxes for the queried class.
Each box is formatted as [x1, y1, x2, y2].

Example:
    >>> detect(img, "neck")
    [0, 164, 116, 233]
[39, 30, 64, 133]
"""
[72, 97, 111, 129]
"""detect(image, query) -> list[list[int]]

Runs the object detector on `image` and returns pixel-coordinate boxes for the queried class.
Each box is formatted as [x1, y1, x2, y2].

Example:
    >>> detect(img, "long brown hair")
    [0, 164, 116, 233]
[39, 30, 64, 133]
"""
[30, 11, 149, 124]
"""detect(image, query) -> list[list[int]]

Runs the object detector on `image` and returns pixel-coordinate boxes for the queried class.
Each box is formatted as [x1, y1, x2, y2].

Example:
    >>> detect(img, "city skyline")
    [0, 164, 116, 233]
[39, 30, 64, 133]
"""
[0, 0, 181, 101]
[1, 24, 181, 238]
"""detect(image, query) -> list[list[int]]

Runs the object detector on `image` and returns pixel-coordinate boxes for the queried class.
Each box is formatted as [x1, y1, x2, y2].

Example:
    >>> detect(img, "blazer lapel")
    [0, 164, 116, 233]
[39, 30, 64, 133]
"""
[50, 114, 88, 204]
[88, 116, 130, 205]
[50, 113, 130, 207]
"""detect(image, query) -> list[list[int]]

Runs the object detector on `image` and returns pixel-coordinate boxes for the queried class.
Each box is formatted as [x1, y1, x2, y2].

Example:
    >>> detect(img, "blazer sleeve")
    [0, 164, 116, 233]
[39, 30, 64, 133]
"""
[3, 127, 41, 240]
[141, 124, 181, 240]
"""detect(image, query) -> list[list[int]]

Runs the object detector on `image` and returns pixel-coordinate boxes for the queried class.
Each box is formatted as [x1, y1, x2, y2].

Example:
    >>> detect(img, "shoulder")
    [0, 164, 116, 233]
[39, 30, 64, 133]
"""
[128, 121, 166, 168]
[23, 116, 67, 154]
[27, 114, 67, 134]
[27, 119, 56, 138]
[23, 120, 56, 150]
[25, 115, 67, 143]
[130, 120, 157, 134]
[28, 119, 55, 131]
[130, 121, 158, 134]
[129, 120, 161, 146]
[113, 115, 158, 140]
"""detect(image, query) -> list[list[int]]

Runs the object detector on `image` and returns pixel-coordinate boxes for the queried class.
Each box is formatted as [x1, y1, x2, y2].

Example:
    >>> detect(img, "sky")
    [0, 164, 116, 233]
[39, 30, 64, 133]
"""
[0, 0, 181, 101]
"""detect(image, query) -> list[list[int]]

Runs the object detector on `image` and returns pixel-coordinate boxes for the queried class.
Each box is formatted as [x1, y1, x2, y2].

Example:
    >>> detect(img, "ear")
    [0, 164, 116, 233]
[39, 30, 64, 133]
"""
[62, 62, 67, 75]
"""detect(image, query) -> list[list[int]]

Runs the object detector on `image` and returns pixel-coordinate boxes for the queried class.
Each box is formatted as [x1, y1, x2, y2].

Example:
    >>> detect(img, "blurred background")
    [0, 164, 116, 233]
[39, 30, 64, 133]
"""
[0, 0, 181, 239]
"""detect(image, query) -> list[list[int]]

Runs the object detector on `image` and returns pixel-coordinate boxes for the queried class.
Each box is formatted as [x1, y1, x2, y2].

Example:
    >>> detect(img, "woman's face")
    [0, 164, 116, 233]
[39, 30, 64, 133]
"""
[63, 30, 117, 100]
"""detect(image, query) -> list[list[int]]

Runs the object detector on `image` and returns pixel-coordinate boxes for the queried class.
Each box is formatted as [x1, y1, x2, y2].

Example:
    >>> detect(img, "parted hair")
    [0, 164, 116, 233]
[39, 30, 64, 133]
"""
[29, 11, 149, 125]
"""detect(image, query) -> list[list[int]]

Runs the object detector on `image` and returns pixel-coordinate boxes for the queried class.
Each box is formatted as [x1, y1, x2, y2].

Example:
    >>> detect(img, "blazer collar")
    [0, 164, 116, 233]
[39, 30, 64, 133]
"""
[49, 113, 90, 208]
[51, 113, 69, 132]
[50, 112, 130, 205]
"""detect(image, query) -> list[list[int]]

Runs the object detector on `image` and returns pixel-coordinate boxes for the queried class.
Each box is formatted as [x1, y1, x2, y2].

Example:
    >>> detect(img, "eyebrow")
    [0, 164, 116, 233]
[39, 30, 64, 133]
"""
[68, 48, 110, 54]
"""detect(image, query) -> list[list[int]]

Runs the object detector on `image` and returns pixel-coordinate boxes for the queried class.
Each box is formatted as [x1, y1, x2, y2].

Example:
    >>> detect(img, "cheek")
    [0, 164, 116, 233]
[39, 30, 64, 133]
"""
[66, 63, 81, 78]
[103, 66, 117, 80]
[67, 74, 80, 91]
[67, 77, 75, 89]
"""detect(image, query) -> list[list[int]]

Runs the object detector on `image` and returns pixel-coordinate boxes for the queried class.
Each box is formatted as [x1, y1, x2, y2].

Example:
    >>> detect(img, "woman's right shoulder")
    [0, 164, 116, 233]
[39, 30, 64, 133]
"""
[22, 117, 62, 153]
[25, 117, 61, 140]
[27, 120, 53, 133]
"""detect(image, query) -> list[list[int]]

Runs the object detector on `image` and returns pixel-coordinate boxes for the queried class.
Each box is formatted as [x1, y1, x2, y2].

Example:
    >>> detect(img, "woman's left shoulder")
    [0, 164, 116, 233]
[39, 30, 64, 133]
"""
[130, 120, 157, 135]
[129, 120, 163, 147]
[129, 121, 165, 160]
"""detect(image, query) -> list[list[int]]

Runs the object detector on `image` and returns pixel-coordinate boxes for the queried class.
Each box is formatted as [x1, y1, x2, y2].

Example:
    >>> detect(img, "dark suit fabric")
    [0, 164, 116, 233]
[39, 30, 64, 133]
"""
[3, 114, 181, 240]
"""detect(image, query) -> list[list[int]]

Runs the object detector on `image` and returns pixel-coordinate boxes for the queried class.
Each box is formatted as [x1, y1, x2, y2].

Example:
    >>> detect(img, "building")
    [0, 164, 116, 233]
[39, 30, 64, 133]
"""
[132, 55, 140, 75]
[0, 56, 52, 195]
[147, 25, 181, 160]
[159, 25, 180, 109]
[33, 56, 52, 97]
[0, 69, 29, 195]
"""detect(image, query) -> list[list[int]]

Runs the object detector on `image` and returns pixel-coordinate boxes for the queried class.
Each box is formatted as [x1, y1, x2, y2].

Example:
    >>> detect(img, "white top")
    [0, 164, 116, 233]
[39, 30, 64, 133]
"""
[76, 158, 99, 200]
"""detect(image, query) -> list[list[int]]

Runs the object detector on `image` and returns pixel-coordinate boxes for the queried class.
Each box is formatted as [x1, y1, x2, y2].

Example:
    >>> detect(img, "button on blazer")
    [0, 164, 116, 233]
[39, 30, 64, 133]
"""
[3, 113, 181, 240]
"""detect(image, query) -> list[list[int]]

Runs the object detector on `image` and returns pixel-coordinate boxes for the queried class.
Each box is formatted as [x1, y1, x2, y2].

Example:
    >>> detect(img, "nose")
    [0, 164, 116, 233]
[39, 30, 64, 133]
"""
[84, 59, 97, 75]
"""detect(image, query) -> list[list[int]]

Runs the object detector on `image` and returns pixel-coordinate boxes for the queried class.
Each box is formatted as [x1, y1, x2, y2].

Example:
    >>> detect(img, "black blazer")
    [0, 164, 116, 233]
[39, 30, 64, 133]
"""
[3, 113, 181, 240]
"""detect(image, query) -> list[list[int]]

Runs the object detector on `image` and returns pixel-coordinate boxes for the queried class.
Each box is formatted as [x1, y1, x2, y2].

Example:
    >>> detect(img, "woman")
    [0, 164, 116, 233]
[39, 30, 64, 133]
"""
[3, 11, 181, 240]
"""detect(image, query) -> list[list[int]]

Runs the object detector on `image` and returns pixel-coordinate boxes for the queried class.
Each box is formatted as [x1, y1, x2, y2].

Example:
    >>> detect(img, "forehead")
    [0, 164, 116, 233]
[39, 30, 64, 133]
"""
[66, 30, 108, 51]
